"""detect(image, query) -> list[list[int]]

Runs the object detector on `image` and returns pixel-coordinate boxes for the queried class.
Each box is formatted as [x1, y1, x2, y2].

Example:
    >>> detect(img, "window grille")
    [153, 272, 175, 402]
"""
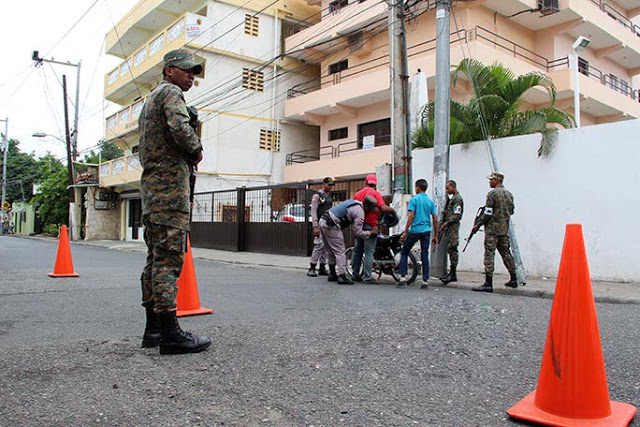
[244, 14, 259, 36]
[243, 68, 264, 91]
[134, 48, 147, 67]
[167, 18, 185, 43]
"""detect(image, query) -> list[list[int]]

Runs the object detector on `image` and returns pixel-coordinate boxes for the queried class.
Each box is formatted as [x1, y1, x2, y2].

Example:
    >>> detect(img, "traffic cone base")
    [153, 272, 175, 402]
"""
[176, 235, 213, 318]
[508, 391, 637, 426]
[507, 224, 637, 426]
[48, 225, 79, 278]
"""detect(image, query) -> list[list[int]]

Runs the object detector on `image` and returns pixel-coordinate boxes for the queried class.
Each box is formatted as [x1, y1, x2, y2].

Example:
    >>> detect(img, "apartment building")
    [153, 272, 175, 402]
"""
[281, 0, 640, 182]
[88, 0, 322, 241]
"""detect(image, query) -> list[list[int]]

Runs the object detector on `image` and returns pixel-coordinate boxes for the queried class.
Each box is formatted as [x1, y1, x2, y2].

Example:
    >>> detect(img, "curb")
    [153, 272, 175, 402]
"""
[11, 234, 639, 305]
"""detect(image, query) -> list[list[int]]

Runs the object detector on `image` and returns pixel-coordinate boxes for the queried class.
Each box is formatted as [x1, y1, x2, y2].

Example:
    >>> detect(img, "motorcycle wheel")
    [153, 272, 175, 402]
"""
[345, 247, 360, 278]
[391, 251, 418, 285]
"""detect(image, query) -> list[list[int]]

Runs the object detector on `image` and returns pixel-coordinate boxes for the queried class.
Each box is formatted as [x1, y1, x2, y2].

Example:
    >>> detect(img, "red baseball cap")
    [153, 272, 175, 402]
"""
[365, 174, 377, 185]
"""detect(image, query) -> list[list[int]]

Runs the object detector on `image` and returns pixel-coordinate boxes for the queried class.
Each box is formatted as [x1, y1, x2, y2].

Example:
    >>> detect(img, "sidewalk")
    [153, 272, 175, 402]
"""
[44, 236, 640, 305]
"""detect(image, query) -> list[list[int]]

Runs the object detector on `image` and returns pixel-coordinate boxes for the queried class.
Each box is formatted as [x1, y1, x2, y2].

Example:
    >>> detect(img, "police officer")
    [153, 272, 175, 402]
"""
[472, 172, 517, 293]
[319, 196, 379, 285]
[139, 49, 211, 354]
[308, 177, 335, 277]
[439, 180, 463, 284]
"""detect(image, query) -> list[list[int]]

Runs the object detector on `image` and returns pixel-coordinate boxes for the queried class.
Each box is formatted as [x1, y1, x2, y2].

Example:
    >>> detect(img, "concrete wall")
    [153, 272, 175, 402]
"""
[412, 120, 640, 282]
[85, 188, 121, 240]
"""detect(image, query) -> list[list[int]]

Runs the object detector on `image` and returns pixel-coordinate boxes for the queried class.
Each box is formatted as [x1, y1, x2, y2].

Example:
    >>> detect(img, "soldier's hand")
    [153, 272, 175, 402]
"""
[472, 224, 480, 233]
[192, 150, 203, 168]
[313, 226, 319, 237]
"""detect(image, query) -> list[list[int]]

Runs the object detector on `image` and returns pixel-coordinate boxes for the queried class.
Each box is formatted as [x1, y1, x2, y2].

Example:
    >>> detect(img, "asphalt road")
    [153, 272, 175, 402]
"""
[0, 235, 638, 426]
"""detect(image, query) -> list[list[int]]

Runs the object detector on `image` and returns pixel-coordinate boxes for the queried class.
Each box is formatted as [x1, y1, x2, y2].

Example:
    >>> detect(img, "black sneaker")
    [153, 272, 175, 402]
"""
[337, 274, 354, 285]
[351, 275, 363, 282]
[307, 268, 317, 277]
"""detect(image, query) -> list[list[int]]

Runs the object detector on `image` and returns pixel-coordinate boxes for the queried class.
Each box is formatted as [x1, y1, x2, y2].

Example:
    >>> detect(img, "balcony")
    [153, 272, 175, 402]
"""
[99, 154, 142, 189]
[285, 0, 388, 61]
[104, 97, 146, 143]
[105, 0, 204, 58]
[104, 12, 211, 103]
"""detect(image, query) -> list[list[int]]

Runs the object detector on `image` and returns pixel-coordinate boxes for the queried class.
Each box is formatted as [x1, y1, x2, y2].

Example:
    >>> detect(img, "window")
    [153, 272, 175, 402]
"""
[260, 129, 281, 151]
[329, 0, 348, 13]
[245, 14, 259, 36]
[358, 118, 391, 148]
[243, 68, 264, 91]
[578, 57, 589, 76]
[134, 48, 147, 67]
[167, 18, 185, 43]
[329, 59, 348, 75]
[609, 74, 619, 91]
[328, 127, 348, 140]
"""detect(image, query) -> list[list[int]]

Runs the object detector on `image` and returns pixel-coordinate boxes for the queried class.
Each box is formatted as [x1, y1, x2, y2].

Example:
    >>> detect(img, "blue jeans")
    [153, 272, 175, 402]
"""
[399, 232, 431, 280]
[351, 233, 377, 280]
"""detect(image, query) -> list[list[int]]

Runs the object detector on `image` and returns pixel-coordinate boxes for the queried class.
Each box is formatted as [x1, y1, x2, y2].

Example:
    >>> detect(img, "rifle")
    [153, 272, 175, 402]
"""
[462, 206, 484, 252]
[186, 106, 201, 251]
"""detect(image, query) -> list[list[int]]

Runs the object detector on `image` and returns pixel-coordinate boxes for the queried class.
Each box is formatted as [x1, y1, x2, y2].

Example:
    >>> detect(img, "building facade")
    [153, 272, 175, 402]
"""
[282, 0, 640, 182]
[95, 0, 321, 240]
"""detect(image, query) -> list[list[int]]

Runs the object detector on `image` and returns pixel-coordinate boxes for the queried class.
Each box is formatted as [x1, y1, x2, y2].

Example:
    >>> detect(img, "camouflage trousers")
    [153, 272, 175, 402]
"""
[445, 223, 460, 269]
[141, 220, 187, 313]
[484, 233, 515, 276]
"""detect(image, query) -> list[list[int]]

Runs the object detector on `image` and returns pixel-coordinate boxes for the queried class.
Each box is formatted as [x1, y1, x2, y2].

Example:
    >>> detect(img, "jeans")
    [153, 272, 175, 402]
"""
[351, 229, 377, 280]
[399, 231, 431, 280]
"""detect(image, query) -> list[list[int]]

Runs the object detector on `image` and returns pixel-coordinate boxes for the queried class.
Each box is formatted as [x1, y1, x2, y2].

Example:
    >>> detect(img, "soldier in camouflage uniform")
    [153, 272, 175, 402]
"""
[472, 172, 517, 293]
[139, 48, 211, 355]
[439, 180, 463, 284]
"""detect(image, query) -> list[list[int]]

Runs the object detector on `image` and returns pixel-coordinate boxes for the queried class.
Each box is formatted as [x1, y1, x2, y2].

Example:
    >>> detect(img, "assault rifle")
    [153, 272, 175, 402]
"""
[187, 106, 201, 251]
[462, 206, 485, 252]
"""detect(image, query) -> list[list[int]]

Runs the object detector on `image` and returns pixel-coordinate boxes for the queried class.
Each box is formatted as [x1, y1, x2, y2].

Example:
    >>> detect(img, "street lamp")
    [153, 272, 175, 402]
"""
[571, 36, 591, 128]
[32, 132, 65, 143]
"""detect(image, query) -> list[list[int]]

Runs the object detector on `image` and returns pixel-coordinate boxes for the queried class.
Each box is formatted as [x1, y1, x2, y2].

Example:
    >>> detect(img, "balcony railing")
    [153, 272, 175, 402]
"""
[105, 97, 146, 138]
[99, 154, 142, 186]
[287, 29, 468, 99]
[286, 135, 391, 165]
[589, 0, 640, 37]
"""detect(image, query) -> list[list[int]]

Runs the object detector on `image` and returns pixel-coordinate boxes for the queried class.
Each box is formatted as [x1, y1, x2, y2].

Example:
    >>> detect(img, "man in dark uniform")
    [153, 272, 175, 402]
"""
[472, 172, 517, 293]
[308, 177, 335, 277]
[439, 180, 463, 284]
[139, 48, 211, 354]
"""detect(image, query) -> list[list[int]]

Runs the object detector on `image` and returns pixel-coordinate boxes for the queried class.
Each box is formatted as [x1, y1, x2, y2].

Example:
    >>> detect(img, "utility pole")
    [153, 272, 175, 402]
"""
[62, 75, 75, 239]
[1, 118, 8, 234]
[388, 0, 411, 194]
[430, 0, 452, 278]
[33, 51, 82, 239]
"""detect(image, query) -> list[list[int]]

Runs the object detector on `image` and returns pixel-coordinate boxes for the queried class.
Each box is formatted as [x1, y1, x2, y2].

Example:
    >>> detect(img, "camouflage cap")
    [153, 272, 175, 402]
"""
[487, 172, 504, 181]
[163, 49, 203, 74]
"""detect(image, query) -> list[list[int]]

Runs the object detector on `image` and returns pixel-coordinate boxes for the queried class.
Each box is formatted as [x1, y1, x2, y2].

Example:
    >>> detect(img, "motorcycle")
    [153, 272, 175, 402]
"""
[346, 233, 419, 285]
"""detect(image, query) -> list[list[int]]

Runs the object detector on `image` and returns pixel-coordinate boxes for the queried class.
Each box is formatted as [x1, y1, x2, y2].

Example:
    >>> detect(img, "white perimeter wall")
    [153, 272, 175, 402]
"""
[412, 120, 640, 282]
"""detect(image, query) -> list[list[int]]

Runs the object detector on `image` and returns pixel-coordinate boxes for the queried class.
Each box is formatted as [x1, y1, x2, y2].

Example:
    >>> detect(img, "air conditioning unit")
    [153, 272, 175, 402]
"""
[538, 0, 559, 16]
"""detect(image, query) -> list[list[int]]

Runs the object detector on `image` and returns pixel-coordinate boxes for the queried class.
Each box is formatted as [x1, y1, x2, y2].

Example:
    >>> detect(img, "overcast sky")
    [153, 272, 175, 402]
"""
[0, 0, 140, 162]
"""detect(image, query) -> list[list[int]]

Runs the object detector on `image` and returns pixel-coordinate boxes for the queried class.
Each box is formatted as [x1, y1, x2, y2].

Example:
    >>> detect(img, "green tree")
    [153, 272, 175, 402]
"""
[82, 139, 123, 164]
[412, 58, 575, 157]
[0, 139, 40, 203]
[32, 156, 69, 228]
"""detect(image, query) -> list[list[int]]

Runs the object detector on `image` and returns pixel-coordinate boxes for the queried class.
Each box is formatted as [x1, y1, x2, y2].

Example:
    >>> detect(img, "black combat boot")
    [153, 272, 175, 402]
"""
[158, 311, 211, 355]
[141, 307, 161, 348]
[440, 266, 457, 285]
[505, 271, 518, 288]
[317, 263, 329, 276]
[337, 274, 354, 285]
[327, 265, 338, 282]
[307, 263, 318, 277]
[472, 275, 493, 293]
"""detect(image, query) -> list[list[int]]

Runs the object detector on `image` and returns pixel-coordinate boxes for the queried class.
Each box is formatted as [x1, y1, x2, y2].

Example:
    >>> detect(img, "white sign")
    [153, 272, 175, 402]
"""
[186, 25, 201, 37]
[362, 135, 375, 150]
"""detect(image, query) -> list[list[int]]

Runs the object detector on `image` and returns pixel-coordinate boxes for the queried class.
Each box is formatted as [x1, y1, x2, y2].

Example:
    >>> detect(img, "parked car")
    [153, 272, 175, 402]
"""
[274, 203, 309, 222]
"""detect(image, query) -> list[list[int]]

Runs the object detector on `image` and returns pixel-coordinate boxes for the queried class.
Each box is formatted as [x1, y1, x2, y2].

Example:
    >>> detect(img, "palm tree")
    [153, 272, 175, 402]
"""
[412, 58, 575, 157]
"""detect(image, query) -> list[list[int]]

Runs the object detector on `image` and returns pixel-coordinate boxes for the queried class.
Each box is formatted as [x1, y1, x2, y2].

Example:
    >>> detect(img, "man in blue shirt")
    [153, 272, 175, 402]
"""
[398, 179, 438, 289]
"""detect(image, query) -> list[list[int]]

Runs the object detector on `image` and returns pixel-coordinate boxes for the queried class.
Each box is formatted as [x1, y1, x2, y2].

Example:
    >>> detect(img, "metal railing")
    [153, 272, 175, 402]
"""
[286, 135, 391, 165]
[589, 0, 640, 38]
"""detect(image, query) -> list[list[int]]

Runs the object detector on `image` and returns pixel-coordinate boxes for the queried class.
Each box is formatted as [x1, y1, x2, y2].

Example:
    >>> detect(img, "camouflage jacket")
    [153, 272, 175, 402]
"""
[139, 81, 202, 230]
[443, 193, 464, 226]
[479, 184, 514, 235]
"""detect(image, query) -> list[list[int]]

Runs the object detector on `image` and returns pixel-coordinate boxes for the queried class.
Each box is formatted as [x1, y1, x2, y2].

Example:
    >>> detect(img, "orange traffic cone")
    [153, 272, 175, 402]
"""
[176, 235, 213, 317]
[48, 225, 79, 278]
[507, 224, 637, 426]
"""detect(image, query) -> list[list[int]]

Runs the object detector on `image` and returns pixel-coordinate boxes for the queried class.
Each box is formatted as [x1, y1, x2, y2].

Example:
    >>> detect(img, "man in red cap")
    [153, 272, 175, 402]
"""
[351, 174, 395, 282]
